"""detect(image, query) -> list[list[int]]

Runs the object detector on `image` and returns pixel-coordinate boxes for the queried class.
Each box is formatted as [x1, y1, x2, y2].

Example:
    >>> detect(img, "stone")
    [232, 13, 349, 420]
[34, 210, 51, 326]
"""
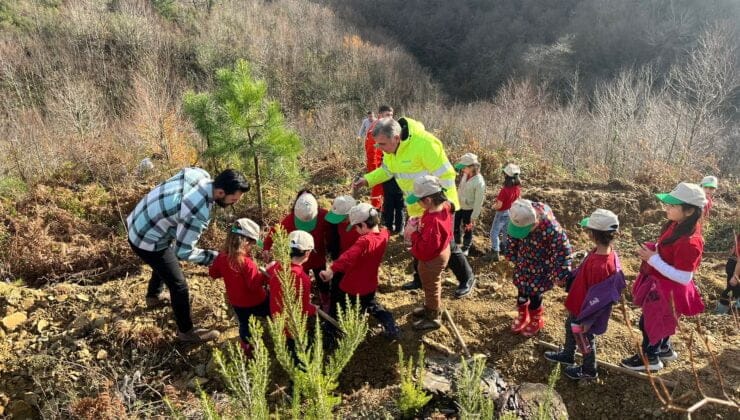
[76, 294, 90, 302]
[1, 312, 27, 332]
[188, 377, 209, 390]
[96, 350, 108, 360]
[36, 319, 49, 333]
[194, 364, 207, 377]
[505, 382, 568, 420]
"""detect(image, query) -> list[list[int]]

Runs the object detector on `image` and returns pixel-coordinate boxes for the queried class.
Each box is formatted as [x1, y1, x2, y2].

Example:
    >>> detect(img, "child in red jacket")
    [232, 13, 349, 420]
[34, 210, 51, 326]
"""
[209, 218, 268, 357]
[262, 190, 333, 311]
[320, 202, 399, 340]
[404, 176, 454, 331]
[267, 230, 318, 319]
[545, 209, 624, 380]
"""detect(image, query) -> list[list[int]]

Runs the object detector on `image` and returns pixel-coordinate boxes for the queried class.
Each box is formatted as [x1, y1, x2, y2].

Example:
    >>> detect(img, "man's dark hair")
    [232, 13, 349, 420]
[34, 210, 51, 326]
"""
[213, 169, 250, 194]
[378, 105, 393, 113]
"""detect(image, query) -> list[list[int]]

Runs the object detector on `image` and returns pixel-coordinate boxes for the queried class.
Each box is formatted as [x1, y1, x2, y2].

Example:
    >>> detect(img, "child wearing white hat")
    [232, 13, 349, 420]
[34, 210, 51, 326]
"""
[699, 175, 718, 218]
[320, 203, 400, 340]
[545, 209, 625, 380]
[209, 218, 268, 357]
[262, 190, 333, 311]
[621, 182, 706, 372]
[453, 153, 486, 256]
[487, 163, 522, 261]
[505, 199, 572, 337]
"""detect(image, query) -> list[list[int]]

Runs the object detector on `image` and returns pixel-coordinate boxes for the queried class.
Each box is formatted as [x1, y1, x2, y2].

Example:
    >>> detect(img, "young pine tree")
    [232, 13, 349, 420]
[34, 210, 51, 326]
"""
[183, 59, 303, 219]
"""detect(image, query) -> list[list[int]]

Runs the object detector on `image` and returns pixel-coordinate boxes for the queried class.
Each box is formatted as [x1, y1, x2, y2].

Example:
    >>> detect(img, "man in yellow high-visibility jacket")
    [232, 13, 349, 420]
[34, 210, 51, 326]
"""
[353, 117, 476, 297]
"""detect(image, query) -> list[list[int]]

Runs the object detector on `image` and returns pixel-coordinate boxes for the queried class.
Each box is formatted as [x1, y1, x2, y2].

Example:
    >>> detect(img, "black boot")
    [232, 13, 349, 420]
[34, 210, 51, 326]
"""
[449, 242, 475, 298]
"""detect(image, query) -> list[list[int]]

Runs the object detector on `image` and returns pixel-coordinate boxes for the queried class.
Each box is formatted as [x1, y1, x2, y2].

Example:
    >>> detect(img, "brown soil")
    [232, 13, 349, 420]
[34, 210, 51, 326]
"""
[0, 181, 738, 419]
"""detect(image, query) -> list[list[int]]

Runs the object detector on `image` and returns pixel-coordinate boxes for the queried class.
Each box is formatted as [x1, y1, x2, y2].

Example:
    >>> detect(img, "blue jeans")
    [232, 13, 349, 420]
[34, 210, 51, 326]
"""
[489, 210, 510, 252]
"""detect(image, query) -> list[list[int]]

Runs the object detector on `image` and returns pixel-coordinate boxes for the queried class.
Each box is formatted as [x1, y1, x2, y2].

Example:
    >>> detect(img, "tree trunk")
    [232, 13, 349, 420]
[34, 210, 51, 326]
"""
[247, 130, 264, 221]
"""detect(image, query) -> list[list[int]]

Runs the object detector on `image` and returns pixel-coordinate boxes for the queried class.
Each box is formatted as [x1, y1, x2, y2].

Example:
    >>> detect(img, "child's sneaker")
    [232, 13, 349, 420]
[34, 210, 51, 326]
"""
[620, 353, 663, 371]
[544, 350, 575, 365]
[564, 365, 598, 380]
[657, 347, 678, 362]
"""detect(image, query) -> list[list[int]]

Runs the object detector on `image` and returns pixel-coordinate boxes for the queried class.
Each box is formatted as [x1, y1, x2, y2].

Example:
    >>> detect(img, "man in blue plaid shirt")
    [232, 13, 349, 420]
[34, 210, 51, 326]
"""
[128, 167, 250, 343]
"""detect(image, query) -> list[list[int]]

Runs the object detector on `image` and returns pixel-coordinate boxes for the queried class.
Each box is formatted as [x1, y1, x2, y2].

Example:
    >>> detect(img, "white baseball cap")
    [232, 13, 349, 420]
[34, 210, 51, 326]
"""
[231, 218, 261, 241]
[406, 175, 444, 204]
[579, 209, 619, 232]
[656, 182, 707, 208]
[700, 176, 718, 189]
[503, 163, 521, 177]
[293, 192, 319, 231]
[454, 153, 480, 170]
[288, 230, 314, 251]
[347, 203, 379, 231]
[326, 195, 357, 224]
[507, 199, 537, 238]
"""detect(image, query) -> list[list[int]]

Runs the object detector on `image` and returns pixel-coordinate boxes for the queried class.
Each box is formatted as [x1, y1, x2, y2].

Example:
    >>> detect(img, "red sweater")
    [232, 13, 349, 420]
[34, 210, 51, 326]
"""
[331, 229, 389, 295]
[209, 253, 267, 308]
[565, 251, 616, 316]
[410, 203, 453, 261]
[496, 185, 521, 211]
[337, 219, 361, 254]
[263, 208, 332, 271]
[267, 262, 316, 317]
[646, 222, 704, 282]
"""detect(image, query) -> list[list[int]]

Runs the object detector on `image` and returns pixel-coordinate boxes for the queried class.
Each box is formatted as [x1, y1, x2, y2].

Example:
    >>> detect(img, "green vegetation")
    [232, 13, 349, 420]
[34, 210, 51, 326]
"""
[397, 345, 432, 418]
[184, 59, 304, 218]
[456, 355, 494, 420]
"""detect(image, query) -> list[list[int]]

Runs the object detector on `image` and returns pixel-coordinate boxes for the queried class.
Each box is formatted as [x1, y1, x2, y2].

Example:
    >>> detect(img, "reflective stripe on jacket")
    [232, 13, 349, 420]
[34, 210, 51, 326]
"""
[364, 117, 459, 217]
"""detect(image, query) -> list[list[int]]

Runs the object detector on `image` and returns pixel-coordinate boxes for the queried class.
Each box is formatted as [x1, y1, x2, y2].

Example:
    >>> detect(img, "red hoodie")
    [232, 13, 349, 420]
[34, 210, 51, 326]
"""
[209, 253, 267, 308]
[331, 229, 389, 296]
[410, 203, 453, 261]
[267, 262, 316, 317]
[263, 208, 332, 271]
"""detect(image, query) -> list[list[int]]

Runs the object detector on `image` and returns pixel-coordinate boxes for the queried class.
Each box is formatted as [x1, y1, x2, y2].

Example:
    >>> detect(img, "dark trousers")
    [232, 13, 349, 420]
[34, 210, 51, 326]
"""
[517, 292, 543, 310]
[639, 315, 670, 358]
[233, 298, 270, 343]
[383, 192, 405, 233]
[720, 259, 739, 305]
[453, 209, 474, 250]
[331, 289, 397, 332]
[413, 241, 474, 288]
[129, 241, 192, 333]
[563, 315, 596, 373]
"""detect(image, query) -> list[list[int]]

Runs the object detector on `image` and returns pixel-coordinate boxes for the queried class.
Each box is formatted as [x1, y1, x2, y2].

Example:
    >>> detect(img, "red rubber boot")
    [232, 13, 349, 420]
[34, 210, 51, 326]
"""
[521, 306, 545, 337]
[511, 302, 530, 333]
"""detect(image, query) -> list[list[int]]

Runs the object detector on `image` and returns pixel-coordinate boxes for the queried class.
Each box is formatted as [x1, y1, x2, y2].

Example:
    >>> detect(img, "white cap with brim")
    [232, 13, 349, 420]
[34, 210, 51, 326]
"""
[454, 153, 480, 171]
[655, 182, 707, 208]
[326, 195, 357, 224]
[507, 199, 537, 239]
[503, 163, 521, 177]
[294, 193, 319, 231]
[579, 209, 619, 231]
[231, 218, 261, 241]
[700, 175, 718, 189]
[288, 230, 314, 251]
[347, 203, 378, 231]
[406, 175, 444, 205]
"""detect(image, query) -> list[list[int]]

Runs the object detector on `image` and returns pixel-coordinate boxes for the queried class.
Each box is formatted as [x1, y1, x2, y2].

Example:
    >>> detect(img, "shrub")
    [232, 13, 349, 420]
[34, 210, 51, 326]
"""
[397, 344, 432, 418]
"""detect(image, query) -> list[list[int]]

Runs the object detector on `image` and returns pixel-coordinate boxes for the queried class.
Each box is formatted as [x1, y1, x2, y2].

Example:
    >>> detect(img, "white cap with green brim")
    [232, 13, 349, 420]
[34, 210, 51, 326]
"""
[326, 195, 357, 224]
[406, 175, 444, 205]
[454, 153, 480, 171]
[507, 199, 537, 239]
[700, 175, 718, 189]
[294, 193, 318, 231]
[656, 182, 707, 208]
[579, 209, 619, 231]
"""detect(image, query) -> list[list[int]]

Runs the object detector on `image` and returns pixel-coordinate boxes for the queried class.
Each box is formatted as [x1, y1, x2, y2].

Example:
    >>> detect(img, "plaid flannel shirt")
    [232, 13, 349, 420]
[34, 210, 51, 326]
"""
[127, 167, 218, 266]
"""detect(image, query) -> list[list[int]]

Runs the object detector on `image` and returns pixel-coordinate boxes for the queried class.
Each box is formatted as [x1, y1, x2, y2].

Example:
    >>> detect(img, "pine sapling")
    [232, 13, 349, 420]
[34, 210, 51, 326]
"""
[456, 355, 494, 420]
